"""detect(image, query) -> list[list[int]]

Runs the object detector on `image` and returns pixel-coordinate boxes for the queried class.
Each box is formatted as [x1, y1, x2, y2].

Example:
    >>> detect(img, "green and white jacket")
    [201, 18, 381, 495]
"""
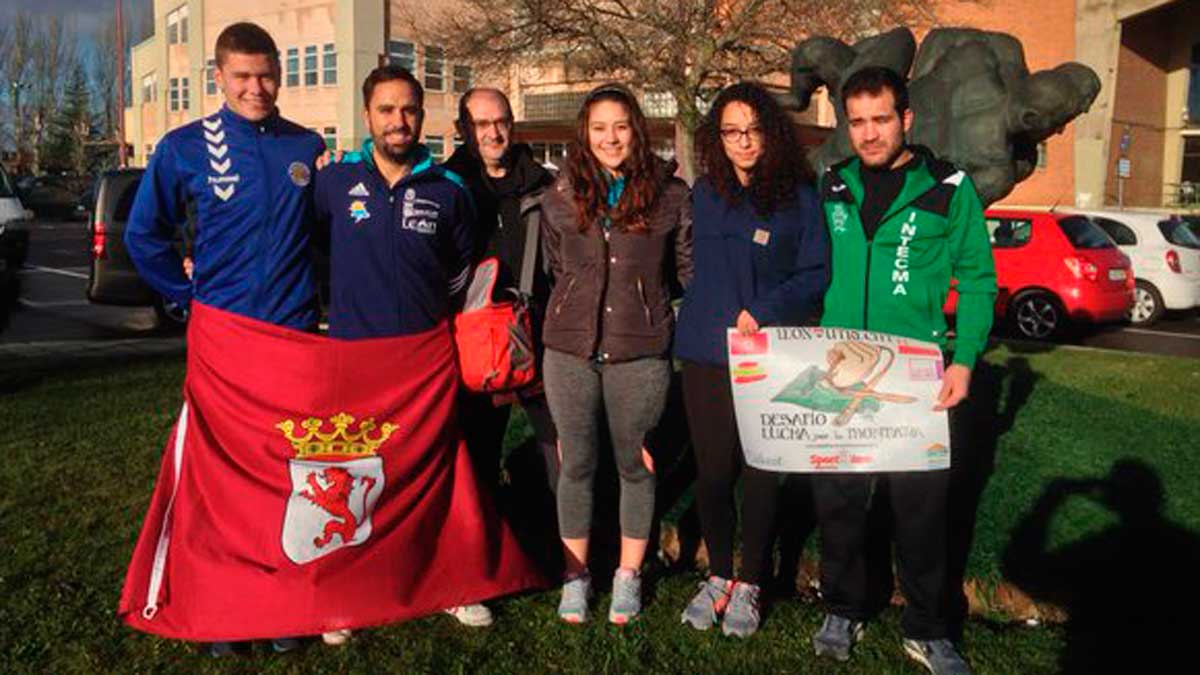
[819, 149, 997, 369]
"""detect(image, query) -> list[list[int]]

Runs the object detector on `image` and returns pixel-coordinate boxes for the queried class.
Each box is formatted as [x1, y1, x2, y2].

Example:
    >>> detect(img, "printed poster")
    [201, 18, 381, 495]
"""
[728, 327, 951, 473]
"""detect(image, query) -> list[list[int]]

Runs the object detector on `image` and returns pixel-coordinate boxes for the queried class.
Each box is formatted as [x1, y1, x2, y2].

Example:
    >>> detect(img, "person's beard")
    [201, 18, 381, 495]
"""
[374, 125, 417, 165]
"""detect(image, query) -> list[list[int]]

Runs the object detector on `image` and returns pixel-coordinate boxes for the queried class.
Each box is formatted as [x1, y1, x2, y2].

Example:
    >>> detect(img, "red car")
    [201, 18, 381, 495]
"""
[945, 209, 1134, 339]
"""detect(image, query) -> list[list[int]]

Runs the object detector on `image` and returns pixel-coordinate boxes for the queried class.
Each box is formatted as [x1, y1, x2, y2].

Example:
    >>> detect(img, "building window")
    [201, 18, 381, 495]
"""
[323, 126, 337, 150]
[1183, 136, 1200, 185]
[205, 59, 217, 95]
[169, 77, 179, 111]
[304, 45, 319, 86]
[181, 77, 190, 110]
[453, 135, 464, 150]
[641, 91, 677, 119]
[141, 74, 156, 103]
[425, 135, 445, 161]
[453, 65, 472, 94]
[286, 48, 299, 87]
[388, 40, 415, 72]
[167, 6, 188, 44]
[322, 44, 337, 85]
[525, 91, 589, 122]
[145, 144, 154, 161]
[424, 45, 444, 91]
[1036, 142, 1047, 170]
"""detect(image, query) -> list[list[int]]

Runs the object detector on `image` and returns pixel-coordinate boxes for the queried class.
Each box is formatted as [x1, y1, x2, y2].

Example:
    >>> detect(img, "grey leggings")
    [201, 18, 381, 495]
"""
[543, 349, 670, 540]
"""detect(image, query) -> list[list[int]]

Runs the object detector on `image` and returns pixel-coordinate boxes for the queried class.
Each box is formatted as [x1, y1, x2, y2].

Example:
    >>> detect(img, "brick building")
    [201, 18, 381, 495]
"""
[123, 0, 1199, 210]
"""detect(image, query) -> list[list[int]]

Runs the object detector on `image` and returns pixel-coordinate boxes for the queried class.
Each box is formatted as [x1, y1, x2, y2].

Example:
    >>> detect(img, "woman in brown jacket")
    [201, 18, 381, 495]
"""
[539, 83, 692, 625]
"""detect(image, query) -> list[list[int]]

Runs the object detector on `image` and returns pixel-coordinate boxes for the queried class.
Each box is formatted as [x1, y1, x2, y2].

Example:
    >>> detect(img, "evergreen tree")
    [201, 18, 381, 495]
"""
[42, 62, 91, 174]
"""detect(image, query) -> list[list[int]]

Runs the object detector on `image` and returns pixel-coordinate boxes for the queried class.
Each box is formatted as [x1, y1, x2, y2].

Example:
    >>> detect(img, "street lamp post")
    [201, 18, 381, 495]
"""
[10, 81, 28, 172]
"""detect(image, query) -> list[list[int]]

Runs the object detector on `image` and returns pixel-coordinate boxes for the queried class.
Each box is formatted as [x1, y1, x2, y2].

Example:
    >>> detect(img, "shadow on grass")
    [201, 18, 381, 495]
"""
[859, 349, 1042, 632]
[1002, 460, 1200, 673]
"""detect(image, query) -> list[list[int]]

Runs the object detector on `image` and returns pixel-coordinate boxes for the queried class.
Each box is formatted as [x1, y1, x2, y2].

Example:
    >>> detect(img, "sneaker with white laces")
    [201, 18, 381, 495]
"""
[902, 638, 974, 675]
[680, 575, 733, 630]
[444, 603, 494, 627]
[558, 573, 593, 623]
[321, 629, 353, 646]
[812, 613, 865, 661]
[721, 582, 761, 638]
[607, 568, 642, 625]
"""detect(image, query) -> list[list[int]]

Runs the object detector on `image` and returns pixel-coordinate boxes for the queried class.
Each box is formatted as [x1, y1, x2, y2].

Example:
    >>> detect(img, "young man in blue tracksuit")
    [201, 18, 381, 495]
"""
[312, 65, 485, 629]
[122, 23, 324, 655]
[125, 23, 323, 331]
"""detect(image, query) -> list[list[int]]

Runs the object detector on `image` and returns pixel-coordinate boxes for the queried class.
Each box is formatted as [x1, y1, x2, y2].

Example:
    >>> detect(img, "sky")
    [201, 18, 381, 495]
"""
[1, 0, 151, 66]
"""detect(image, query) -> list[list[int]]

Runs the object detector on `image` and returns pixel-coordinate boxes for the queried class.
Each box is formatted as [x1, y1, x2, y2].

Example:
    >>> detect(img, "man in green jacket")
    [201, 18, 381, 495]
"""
[810, 66, 997, 675]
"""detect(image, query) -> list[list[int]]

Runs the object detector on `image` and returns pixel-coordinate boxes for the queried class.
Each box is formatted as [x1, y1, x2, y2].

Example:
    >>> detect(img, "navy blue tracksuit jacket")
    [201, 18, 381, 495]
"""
[314, 142, 474, 339]
[675, 176, 830, 366]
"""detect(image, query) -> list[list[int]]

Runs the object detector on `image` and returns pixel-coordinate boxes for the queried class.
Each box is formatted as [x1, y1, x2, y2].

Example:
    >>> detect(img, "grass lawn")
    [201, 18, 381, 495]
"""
[2, 342, 1197, 673]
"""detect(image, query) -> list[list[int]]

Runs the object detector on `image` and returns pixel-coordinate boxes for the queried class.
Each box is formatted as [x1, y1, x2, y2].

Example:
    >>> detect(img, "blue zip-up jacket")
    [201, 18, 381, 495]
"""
[124, 106, 324, 329]
[675, 177, 830, 366]
[314, 141, 475, 339]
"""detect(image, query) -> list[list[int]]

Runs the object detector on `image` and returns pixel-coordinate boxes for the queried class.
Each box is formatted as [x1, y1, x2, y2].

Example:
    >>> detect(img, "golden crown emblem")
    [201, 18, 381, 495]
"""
[276, 412, 398, 459]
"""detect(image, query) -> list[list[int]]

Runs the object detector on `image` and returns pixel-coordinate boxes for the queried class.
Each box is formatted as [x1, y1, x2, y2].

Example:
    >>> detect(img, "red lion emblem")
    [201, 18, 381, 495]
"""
[299, 467, 378, 548]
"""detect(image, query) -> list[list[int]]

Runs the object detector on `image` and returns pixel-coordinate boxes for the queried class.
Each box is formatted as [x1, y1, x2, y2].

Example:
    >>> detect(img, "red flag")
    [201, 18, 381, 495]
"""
[118, 303, 544, 641]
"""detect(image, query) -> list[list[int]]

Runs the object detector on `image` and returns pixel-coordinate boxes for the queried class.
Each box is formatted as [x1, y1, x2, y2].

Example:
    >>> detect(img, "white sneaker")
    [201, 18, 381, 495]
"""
[444, 603, 494, 627]
[321, 629, 352, 646]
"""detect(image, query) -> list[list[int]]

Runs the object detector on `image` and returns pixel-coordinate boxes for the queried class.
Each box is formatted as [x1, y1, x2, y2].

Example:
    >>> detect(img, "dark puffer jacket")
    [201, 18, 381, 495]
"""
[540, 158, 693, 362]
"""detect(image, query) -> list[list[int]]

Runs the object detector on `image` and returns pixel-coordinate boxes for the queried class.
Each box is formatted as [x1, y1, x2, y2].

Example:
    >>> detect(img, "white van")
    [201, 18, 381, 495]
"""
[1074, 209, 1200, 325]
[0, 165, 31, 225]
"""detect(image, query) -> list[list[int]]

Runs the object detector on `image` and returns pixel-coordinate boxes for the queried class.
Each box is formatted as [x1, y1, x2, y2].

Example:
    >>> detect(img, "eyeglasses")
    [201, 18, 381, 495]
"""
[472, 118, 513, 132]
[719, 126, 764, 143]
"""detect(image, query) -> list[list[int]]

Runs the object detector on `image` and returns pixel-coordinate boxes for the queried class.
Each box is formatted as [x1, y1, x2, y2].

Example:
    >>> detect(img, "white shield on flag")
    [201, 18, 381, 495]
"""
[281, 456, 385, 564]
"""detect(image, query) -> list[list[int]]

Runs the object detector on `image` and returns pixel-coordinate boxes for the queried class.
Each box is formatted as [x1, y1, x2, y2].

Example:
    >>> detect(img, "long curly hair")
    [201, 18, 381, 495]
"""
[696, 81, 814, 216]
[564, 83, 659, 233]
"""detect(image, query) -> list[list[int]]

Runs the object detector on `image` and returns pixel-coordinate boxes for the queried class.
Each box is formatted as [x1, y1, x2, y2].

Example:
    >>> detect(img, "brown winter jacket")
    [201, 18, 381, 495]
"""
[539, 159, 693, 362]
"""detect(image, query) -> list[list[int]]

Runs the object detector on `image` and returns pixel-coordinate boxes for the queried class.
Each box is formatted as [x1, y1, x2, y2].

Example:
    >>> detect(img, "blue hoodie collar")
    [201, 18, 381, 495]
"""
[217, 104, 281, 132]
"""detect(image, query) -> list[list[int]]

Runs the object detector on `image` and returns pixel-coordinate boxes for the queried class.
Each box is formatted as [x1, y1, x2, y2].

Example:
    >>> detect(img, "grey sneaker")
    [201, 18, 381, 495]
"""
[902, 638, 973, 675]
[680, 575, 732, 630]
[557, 573, 592, 624]
[607, 568, 642, 624]
[812, 613, 865, 661]
[721, 582, 762, 638]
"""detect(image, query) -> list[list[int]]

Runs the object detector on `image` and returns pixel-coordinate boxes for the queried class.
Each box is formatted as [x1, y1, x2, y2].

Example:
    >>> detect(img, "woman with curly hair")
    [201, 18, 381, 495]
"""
[538, 83, 693, 624]
[674, 81, 829, 637]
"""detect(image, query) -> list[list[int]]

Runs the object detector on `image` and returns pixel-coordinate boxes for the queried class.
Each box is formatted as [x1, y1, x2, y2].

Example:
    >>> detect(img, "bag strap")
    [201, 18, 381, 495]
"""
[519, 197, 543, 297]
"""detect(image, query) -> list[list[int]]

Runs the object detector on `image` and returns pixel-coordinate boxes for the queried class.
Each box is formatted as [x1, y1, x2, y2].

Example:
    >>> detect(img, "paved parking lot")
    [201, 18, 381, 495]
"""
[3, 217, 1198, 360]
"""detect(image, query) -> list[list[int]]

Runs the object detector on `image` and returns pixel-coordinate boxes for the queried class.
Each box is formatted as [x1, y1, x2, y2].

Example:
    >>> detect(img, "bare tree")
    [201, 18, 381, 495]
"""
[92, 22, 119, 142]
[421, 0, 936, 178]
[1, 13, 35, 171]
[27, 16, 77, 174]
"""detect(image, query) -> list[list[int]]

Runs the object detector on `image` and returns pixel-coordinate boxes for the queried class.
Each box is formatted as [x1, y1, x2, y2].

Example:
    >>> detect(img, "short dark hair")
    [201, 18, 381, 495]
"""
[214, 22, 279, 68]
[361, 65, 424, 108]
[840, 66, 909, 115]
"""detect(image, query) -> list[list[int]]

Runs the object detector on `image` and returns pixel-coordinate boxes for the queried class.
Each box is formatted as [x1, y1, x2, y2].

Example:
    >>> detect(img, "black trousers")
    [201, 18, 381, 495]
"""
[458, 390, 559, 492]
[681, 361, 782, 585]
[812, 437, 957, 640]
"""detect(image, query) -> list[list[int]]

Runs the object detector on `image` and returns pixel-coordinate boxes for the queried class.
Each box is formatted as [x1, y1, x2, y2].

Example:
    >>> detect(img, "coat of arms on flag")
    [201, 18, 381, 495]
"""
[277, 413, 396, 564]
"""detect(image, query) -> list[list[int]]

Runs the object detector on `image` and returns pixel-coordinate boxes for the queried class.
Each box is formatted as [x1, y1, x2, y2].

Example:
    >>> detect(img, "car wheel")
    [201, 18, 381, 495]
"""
[1127, 280, 1164, 326]
[1010, 292, 1064, 340]
[153, 296, 189, 332]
